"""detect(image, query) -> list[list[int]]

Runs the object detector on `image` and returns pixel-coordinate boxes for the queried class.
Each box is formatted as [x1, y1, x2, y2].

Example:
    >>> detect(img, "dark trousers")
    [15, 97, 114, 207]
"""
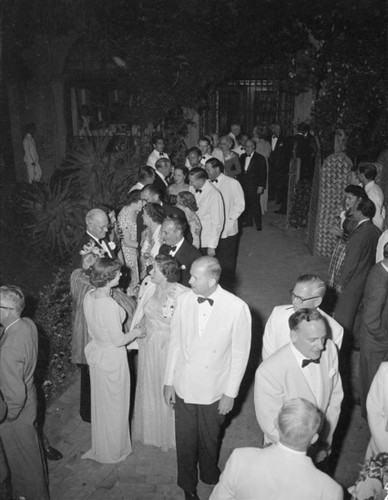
[242, 186, 262, 229]
[175, 396, 225, 493]
[216, 234, 239, 289]
[80, 364, 91, 423]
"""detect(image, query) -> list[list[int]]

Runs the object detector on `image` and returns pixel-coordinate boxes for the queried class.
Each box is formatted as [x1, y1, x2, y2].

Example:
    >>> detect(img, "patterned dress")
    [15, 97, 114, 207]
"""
[118, 207, 139, 296]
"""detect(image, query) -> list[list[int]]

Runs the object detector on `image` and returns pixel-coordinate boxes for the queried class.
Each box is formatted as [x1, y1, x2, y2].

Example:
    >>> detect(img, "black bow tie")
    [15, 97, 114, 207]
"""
[246, 154, 251, 157]
[159, 152, 164, 156]
[197, 297, 214, 306]
[202, 156, 207, 160]
[211, 179, 218, 183]
[168, 245, 177, 252]
[195, 189, 202, 194]
[302, 358, 320, 368]
[272, 135, 278, 139]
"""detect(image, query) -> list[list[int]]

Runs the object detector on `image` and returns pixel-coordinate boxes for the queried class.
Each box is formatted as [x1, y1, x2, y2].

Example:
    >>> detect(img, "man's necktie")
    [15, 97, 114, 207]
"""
[301, 358, 320, 368]
[211, 179, 218, 183]
[195, 189, 202, 194]
[197, 297, 214, 306]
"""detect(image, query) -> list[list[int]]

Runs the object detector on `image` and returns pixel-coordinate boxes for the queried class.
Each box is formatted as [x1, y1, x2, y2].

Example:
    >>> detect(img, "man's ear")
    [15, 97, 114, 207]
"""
[290, 330, 297, 343]
[310, 432, 319, 445]
[314, 297, 323, 308]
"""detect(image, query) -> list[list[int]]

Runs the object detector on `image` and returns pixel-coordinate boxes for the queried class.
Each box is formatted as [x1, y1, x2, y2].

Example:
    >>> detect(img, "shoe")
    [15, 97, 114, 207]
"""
[184, 491, 200, 500]
[44, 445, 63, 461]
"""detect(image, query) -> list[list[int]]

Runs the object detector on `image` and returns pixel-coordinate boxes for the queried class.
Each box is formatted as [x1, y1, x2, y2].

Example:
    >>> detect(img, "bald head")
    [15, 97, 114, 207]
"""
[189, 256, 221, 296]
[85, 208, 109, 240]
[245, 139, 256, 155]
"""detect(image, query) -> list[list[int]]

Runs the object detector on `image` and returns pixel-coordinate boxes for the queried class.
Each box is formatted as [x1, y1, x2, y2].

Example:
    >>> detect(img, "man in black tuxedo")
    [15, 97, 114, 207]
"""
[239, 139, 267, 231]
[269, 123, 290, 214]
[159, 217, 201, 287]
[72, 208, 115, 269]
[153, 157, 172, 201]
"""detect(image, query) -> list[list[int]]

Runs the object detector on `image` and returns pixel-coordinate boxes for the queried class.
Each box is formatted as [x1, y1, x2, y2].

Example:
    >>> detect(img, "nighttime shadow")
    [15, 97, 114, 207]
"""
[223, 307, 263, 431]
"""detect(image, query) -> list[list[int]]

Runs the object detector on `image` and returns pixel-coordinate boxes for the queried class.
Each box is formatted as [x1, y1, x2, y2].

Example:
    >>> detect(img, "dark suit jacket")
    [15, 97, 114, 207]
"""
[335, 220, 381, 332]
[159, 239, 201, 287]
[269, 135, 289, 173]
[72, 233, 115, 269]
[239, 151, 267, 188]
[153, 173, 169, 200]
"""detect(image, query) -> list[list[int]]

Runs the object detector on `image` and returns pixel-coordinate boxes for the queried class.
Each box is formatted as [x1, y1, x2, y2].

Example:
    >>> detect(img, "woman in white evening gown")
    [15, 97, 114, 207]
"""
[130, 254, 187, 451]
[82, 258, 140, 464]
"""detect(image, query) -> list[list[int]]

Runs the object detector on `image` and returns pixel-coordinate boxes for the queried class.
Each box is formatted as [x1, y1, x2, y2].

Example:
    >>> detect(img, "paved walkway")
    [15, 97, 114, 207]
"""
[45, 209, 370, 499]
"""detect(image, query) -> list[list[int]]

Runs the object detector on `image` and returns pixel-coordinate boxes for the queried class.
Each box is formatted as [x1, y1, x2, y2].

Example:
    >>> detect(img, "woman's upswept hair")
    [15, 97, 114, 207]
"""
[90, 258, 122, 287]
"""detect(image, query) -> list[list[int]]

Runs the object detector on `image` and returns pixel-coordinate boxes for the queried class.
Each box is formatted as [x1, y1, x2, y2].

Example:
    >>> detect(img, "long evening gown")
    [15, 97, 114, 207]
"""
[82, 291, 133, 463]
[132, 283, 185, 451]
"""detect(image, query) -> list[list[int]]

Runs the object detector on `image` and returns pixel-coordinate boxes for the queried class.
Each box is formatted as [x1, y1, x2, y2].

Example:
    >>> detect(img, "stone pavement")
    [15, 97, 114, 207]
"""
[45, 209, 370, 499]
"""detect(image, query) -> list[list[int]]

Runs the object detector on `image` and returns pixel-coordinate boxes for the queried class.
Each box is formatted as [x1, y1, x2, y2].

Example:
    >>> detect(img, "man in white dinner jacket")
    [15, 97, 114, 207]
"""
[164, 256, 251, 500]
[210, 398, 343, 500]
[255, 308, 343, 464]
[262, 274, 343, 360]
[205, 157, 245, 289]
[189, 168, 225, 257]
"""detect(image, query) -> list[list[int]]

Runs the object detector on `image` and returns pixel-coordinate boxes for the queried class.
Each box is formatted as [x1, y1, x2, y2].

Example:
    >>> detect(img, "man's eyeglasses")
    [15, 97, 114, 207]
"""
[92, 222, 111, 231]
[290, 290, 321, 304]
[0, 306, 15, 310]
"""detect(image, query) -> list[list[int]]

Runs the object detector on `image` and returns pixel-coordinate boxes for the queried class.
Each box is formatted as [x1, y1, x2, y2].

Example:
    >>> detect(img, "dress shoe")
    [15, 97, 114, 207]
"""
[44, 445, 63, 461]
[184, 490, 200, 500]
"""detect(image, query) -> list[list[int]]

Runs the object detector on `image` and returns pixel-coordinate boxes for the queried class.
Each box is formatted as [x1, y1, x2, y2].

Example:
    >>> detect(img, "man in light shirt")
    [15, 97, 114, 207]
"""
[22, 123, 42, 183]
[164, 256, 251, 500]
[210, 398, 343, 500]
[358, 162, 386, 231]
[189, 168, 224, 257]
[205, 158, 245, 289]
[146, 135, 169, 169]
[262, 274, 343, 360]
[255, 309, 343, 464]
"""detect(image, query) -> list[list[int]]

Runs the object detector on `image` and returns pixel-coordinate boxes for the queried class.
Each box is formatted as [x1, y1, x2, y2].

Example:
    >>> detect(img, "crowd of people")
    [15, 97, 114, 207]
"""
[1, 122, 388, 500]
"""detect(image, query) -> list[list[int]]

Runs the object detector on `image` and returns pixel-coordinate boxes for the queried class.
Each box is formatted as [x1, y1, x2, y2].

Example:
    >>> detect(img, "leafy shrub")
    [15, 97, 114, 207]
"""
[34, 266, 75, 402]
[288, 180, 312, 228]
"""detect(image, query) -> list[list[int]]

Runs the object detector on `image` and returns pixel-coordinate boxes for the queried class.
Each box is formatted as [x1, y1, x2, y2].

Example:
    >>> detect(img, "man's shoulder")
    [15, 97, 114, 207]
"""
[1, 318, 38, 352]
[216, 286, 249, 310]
[179, 239, 201, 258]
[259, 343, 292, 371]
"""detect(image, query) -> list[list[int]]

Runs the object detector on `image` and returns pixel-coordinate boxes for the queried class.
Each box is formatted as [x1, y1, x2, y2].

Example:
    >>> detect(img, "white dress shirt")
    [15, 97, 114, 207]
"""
[168, 237, 184, 257]
[146, 149, 169, 169]
[271, 135, 279, 151]
[365, 180, 386, 230]
[189, 181, 225, 249]
[290, 343, 323, 407]
[244, 154, 252, 171]
[212, 173, 245, 238]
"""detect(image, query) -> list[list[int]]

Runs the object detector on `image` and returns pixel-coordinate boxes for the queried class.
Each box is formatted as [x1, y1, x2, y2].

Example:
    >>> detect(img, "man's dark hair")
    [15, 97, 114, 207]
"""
[138, 166, 155, 182]
[358, 162, 377, 181]
[189, 167, 208, 180]
[144, 202, 165, 224]
[288, 308, 323, 331]
[165, 215, 187, 235]
[152, 134, 165, 145]
[344, 184, 367, 199]
[205, 157, 224, 173]
[356, 198, 376, 219]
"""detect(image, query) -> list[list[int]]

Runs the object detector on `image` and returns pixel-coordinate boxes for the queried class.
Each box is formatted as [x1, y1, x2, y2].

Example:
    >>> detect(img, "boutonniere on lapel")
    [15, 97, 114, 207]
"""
[80, 240, 106, 257]
[181, 265, 186, 270]
[108, 241, 116, 250]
